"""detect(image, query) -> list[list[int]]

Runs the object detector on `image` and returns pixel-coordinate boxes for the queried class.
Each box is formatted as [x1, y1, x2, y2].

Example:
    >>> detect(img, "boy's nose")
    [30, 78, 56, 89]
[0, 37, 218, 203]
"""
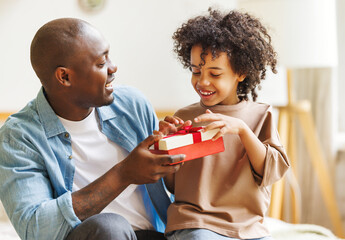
[198, 74, 210, 86]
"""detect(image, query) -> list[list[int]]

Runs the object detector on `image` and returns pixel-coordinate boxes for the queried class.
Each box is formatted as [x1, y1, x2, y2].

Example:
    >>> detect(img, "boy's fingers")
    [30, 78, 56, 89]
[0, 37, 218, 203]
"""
[159, 121, 177, 135]
[195, 113, 220, 123]
[173, 116, 185, 125]
[212, 131, 223, 141]
[153, 130, 164, 136]
[183, 120, 192, 126]
[164, 116, 182, 125]
[202, 121, 225, 132]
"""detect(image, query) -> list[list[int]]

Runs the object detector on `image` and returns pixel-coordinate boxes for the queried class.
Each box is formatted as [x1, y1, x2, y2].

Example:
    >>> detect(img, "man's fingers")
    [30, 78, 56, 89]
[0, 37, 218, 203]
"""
[159, 154, 186, 165]
[141, 134, 163, 149]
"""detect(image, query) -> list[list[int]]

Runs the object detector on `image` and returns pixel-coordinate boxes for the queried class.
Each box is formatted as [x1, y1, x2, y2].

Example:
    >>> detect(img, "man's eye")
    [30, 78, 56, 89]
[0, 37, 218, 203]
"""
[192, 71, 201, 75]
[98, 63, 106, 67]
[211, 73, 221, 77]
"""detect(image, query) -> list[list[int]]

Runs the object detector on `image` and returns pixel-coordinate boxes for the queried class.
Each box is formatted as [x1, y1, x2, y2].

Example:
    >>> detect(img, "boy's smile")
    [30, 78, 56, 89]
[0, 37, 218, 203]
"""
[190, 45, 245, 107]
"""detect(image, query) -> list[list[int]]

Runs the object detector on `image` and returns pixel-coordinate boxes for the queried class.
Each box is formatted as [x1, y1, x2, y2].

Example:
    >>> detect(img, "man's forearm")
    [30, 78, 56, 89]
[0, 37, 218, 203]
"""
[71, 163, 129, 221]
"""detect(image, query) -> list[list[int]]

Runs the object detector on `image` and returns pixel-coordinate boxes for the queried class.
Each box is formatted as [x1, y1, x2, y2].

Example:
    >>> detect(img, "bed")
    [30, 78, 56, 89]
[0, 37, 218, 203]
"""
[0, 202, 342, 240]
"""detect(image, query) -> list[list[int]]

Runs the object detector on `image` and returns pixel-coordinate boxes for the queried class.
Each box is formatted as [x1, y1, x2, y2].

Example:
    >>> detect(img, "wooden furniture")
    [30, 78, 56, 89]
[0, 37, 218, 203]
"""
[155, 110, 175, 120]
[0, 112, 12, 124]
[268, 70, 345, 237]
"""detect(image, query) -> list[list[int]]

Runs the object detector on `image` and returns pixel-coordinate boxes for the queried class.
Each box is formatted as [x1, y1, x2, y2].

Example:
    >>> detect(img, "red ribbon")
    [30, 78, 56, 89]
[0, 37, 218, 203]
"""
[154, 126, 204, 150]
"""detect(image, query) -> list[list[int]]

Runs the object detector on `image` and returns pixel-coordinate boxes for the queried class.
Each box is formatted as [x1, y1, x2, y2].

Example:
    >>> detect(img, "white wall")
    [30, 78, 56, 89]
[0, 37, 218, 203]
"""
[337, 0, 345, 132]
[0, 0, 285, 113]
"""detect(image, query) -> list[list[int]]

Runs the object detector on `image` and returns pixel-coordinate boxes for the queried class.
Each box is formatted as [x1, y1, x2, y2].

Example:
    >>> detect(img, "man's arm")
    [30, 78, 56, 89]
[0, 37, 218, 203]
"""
[72, 134, 184, 220]
[0, 138, 78, 240]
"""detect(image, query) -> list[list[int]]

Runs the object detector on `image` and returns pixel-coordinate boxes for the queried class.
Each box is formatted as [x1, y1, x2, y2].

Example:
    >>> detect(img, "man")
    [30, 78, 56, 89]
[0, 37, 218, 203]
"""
[0, 18, 183, 240]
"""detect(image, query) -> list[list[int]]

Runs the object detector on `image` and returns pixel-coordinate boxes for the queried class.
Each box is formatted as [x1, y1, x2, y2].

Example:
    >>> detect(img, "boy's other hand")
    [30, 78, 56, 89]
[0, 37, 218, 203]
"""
[194, 109, 246, 140]
[154, 116, 192, 136]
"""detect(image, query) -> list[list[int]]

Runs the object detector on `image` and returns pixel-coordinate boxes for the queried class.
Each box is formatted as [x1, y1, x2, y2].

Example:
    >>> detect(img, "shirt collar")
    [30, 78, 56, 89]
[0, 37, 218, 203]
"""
[36, 87, 66, 138]
[96, 102, 117, 122]
[36, 87, 118, 137]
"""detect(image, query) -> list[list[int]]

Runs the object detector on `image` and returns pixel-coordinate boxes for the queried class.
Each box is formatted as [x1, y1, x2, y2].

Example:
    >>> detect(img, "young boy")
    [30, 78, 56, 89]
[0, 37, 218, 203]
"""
[158, 9, 290, 240]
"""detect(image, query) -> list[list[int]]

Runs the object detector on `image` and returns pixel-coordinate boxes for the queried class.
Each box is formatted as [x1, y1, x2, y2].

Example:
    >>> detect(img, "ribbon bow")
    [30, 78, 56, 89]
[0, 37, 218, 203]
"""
[154, 125, 204, 150]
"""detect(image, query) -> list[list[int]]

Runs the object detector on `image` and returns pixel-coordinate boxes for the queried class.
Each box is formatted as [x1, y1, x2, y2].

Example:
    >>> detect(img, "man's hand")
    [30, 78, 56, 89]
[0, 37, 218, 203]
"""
[117, 134, 185, 185]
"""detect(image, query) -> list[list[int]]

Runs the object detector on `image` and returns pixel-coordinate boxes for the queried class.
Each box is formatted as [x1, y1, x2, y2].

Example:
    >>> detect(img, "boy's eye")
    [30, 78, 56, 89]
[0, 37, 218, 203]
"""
[190, 67, 201, 75]
[211, 73, 222, 77]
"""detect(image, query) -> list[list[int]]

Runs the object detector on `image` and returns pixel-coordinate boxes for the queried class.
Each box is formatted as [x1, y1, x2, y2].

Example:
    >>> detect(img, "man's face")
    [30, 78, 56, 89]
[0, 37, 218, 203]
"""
[67, 27, 117, 109]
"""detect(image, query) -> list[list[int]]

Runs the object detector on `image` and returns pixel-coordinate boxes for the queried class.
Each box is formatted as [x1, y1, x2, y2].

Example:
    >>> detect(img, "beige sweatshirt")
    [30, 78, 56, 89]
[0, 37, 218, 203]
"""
[165, 101, 290, 239]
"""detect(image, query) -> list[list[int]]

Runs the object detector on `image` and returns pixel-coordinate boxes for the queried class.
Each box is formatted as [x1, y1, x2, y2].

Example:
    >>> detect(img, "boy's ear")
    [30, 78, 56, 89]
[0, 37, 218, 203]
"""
[55, 67, 71, 87]
[238, 75, 246, 82]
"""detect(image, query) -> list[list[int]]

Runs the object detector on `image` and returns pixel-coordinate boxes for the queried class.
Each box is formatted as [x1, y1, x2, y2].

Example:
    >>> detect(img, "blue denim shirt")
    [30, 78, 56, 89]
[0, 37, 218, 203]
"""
[0, 86, 168, 239]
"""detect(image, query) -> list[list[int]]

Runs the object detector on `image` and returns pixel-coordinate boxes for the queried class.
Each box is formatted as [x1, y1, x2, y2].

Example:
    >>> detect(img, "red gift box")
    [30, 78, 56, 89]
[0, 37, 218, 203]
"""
[150, 126, 225, 165]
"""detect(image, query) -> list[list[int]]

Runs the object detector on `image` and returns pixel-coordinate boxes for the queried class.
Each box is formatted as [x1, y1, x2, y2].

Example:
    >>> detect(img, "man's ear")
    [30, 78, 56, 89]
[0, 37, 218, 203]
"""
[55, 67, 71, 87]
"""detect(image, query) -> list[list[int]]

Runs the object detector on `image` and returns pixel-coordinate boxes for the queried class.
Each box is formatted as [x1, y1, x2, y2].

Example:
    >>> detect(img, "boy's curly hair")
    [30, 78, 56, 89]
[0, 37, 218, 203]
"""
[172, 8, 277, 101]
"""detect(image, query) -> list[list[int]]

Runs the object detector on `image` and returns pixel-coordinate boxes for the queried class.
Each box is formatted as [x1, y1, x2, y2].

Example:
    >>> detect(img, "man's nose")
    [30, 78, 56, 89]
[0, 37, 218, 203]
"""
[108, 62, 117, 74]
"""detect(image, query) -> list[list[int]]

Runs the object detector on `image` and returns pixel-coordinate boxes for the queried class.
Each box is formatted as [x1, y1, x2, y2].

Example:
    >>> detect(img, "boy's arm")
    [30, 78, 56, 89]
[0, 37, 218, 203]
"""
[238, 123, 266, 176]
[195, 109, 266, 176]
[195, 109, 289, 184]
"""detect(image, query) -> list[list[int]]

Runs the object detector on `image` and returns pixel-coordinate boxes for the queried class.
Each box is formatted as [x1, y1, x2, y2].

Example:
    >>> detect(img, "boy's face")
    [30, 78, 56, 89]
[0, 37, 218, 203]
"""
[66, 26, 117, 109]
[190, 45, 244, 107]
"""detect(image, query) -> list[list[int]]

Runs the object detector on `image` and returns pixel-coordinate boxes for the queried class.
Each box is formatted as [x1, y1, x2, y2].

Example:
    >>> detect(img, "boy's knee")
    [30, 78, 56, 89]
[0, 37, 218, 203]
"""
[67, 213, 136, 240]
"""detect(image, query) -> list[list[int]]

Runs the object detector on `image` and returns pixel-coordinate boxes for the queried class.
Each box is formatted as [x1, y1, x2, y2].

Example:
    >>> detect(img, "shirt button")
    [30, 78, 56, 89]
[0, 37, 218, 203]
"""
[65, 133, 69, 138]
[68, 155, 72, 160]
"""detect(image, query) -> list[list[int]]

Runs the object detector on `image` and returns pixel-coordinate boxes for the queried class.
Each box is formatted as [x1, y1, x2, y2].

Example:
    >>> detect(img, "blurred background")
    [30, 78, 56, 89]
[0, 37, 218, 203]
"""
[0, 0, 344, 237]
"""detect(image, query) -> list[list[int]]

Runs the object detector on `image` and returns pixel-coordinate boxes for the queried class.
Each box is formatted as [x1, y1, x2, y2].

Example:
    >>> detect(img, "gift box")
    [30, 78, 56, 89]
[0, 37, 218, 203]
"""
[150, 126, 225, 165]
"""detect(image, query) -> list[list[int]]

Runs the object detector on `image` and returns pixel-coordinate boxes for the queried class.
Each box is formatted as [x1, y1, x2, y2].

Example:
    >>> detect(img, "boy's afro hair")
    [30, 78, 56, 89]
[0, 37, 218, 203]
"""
[172, 8, 277, 101]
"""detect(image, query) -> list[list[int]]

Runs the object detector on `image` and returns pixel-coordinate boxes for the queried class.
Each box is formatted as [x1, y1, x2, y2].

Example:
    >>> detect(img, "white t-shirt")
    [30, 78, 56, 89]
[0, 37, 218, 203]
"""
[58, 109, 153, 230]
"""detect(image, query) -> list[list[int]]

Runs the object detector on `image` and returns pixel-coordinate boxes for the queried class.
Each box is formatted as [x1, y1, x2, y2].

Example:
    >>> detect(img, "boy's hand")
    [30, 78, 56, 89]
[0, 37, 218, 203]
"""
[194, 109, 246, 140]
[153, 116, 192, 136]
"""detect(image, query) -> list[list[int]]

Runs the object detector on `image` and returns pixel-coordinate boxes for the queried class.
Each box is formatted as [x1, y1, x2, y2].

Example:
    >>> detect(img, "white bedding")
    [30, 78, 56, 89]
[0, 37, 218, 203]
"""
[0, 221, 20, 240]
[0, 201, 343, 240]
[266, 217, 343, 240]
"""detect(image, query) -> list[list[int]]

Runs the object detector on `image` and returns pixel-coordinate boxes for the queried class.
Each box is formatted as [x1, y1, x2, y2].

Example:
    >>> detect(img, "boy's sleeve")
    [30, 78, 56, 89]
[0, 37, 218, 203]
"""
[252, 108, 290, 187]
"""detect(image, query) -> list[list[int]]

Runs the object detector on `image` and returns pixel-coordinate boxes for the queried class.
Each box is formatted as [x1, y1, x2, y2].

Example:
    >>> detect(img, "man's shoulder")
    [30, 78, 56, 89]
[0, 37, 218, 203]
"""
[111, 85, 152, 109]
[113, 85, 146, 100]
[98, 85, 155, 121]
[0, 101, 41, 141]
